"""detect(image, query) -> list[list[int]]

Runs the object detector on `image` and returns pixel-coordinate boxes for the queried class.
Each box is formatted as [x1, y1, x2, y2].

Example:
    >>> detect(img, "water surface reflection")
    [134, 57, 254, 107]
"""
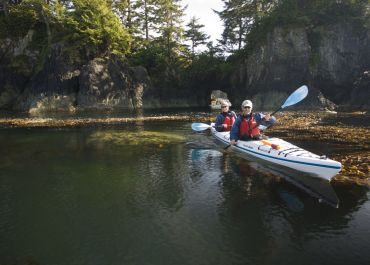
[0, 122, 369, 265]
[189, 145, 370, 265]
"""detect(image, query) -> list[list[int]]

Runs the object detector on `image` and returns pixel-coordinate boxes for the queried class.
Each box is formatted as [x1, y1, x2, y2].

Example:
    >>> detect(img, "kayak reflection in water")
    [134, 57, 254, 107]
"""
[214, 99, 237, 132]
[230, 99, 276, 144]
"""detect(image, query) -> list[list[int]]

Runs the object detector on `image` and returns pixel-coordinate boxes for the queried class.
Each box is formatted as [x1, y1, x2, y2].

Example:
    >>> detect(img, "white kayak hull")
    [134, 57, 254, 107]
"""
[210, 126, 342, 181]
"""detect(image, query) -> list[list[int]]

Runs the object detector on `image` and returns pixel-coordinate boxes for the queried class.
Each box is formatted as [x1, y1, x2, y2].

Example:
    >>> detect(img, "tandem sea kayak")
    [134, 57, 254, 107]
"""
[210, 123, 342, 181]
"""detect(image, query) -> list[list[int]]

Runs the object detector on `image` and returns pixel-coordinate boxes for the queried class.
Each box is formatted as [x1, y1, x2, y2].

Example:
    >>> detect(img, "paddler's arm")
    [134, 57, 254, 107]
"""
[230, 117, 241, 145]
[215, 114, 224, 132]
[257, 113, 277, 128]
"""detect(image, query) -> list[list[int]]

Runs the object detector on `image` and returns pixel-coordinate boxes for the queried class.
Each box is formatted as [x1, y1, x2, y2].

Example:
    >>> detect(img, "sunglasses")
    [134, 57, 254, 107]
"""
[221, 106, 228, 108]
[243, 106, 251, 109]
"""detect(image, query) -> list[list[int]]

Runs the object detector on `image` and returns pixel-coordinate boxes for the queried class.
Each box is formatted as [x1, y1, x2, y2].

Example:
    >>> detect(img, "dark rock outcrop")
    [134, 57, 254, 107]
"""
[78, 56, 149, 110]
[0, 32, 151, 113]
[228, 22, 370, 110]
[347, 70, 370, 110]
[14, 43, 80, 113]
[0, 31, 37, 109]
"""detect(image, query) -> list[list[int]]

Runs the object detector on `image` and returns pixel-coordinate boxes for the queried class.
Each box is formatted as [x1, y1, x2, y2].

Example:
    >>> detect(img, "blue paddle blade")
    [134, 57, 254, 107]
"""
[281, 85, 308, 109]
[258, 124, 268, 130]
[191, 123, 211, 132]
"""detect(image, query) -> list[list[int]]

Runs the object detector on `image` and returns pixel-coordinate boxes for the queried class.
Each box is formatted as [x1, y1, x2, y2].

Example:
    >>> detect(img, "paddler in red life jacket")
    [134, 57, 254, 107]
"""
[214, 100, 237, 132]
[230, 99, 276, 145]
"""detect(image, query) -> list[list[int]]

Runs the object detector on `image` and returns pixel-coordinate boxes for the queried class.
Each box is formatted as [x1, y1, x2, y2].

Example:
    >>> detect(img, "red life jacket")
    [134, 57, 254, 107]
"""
[239, 115, 260, 138]
[222, 113, 235, 132]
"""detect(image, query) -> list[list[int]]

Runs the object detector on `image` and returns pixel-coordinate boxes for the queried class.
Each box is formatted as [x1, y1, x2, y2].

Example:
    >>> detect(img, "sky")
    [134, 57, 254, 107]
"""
[182, 0, 224, 45]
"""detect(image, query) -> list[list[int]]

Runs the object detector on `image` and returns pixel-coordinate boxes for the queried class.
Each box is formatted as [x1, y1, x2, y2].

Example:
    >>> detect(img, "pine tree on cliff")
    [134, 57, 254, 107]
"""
[68, 0, 132, 56]
[184, 16, 209, 56]
[155, 0, 186, 78]
[217, 0, 277, 52]
[134, 0, 158, 42]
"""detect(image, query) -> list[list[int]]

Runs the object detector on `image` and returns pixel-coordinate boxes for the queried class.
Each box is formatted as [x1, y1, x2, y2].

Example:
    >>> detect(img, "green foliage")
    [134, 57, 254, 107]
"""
[66, 0, 131, 56]
[179, 51, 229, 99]
[0, 0, 132, 60]
[129, 41, 168, 82]
[184, 16, 209, 55]
[217, 0, 278, 52]
[155, 0, 185, 59]
[0, 1, 57, 77]
[186, 53, 227, 79]
[134, 0, 159, 41]
[0, 0, 45, 38]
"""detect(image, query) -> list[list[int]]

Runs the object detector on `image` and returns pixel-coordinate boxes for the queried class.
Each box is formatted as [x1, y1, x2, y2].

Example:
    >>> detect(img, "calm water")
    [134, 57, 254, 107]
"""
[0, 118, 369, 265]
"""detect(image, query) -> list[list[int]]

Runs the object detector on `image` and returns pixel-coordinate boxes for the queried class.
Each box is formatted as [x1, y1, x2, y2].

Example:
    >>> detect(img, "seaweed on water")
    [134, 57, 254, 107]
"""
[87, 131, 186, 146]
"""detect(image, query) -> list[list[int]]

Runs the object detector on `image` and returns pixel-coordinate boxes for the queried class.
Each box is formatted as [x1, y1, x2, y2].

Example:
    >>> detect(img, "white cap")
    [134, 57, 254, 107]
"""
[220, 99, 231, 107]
[241, 100, 253, 108]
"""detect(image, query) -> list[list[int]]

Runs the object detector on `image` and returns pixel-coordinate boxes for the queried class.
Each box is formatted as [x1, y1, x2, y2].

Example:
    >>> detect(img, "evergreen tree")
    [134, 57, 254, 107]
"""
[155, 0, 186, 67]
[108, 0, 135, 33]
[217, 0, 278, 52]
[135, 0, 158, 41]
[184, 16, 209, 55]
[108, 0, 146, 52]
[68, 0, 131, 56]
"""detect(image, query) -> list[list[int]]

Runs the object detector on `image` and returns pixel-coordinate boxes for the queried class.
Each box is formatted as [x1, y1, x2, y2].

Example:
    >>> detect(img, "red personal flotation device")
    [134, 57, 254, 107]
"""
[239, 114, 260, 138]
[222, 113, 235, 131]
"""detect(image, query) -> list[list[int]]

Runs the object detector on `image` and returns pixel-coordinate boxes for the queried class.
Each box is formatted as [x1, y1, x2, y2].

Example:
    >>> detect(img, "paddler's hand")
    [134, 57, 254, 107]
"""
[264, 114, 271, 121]
[222, 124, 228, 129]
[230, 140, 237, 145]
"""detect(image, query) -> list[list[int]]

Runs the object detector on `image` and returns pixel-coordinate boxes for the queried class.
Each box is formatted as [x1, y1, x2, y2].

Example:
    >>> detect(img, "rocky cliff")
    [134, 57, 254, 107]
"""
[228, 22, 370, 110]
[0, 32, 151, 113]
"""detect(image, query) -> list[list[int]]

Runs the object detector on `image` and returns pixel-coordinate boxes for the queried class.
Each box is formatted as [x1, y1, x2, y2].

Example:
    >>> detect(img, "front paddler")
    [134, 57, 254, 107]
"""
[230, 99, 276, 145]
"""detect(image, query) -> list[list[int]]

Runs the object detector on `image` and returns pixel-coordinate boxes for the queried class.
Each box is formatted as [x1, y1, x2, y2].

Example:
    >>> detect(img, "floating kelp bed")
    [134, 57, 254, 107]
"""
[88, 131, 186, 146]
[334, 152, 370, 185]
[0, 111, 368, 185]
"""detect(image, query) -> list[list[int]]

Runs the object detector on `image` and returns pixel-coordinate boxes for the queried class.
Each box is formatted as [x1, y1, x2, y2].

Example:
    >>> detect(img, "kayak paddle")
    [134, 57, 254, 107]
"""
[191, 123, 212, 132]
[271, 85, 308, 115]
[192, 123, 234, 132]
[191, 122, 265, 132]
